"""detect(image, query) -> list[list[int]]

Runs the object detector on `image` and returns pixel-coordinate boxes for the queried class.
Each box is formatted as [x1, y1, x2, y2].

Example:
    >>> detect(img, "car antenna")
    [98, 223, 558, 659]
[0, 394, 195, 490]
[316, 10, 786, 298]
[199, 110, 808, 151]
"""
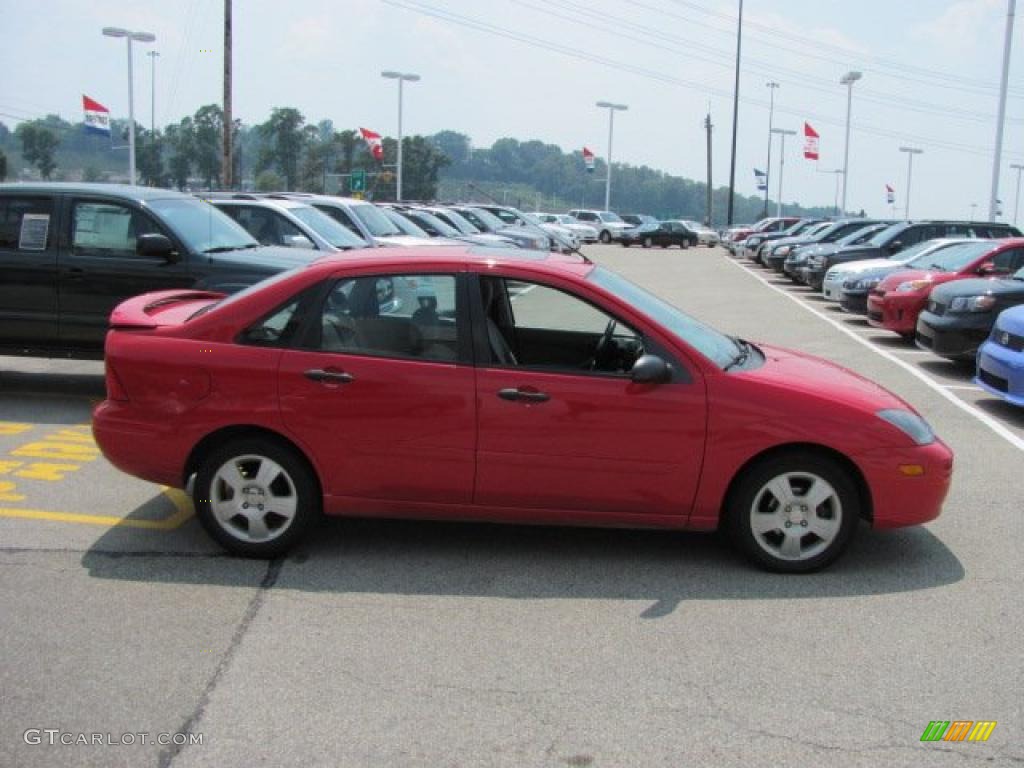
[466, 183, 591, 264]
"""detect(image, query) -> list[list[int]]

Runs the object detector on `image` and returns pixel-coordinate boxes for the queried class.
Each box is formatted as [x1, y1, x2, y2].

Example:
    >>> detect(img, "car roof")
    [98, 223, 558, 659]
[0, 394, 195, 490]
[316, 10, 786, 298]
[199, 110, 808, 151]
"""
[210, 198, 309, 211]
[0, 182, 194, 201]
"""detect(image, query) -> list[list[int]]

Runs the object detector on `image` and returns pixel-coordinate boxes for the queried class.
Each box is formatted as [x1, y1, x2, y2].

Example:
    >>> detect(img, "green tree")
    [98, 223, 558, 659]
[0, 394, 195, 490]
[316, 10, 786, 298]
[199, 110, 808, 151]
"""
[0, 149, 6, 181]
[164, 119, 194, 190]
[255, 108, 307, 190]
[431, 130, 472, 166]
[255, 169, 284, 191]
[136, 130, 166, 187]
[82, 165, 103, 182]
[192, 104, 223, 188]
[15, 122, 59, 179]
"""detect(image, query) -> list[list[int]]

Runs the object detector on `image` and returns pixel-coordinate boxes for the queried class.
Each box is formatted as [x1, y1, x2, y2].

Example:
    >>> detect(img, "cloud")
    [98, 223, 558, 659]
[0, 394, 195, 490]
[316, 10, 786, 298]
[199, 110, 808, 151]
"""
[912, 0, 1005, 52]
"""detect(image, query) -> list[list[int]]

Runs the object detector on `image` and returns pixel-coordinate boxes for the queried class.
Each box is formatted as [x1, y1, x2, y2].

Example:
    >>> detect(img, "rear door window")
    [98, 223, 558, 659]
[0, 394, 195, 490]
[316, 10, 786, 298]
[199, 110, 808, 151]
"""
[0, 196, 54, 250]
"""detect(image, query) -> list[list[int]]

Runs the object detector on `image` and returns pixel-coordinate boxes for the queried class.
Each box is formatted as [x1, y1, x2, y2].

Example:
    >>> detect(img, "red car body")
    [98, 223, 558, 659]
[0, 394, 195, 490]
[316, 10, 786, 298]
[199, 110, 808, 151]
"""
[867, 238, 1024, 335]
[93, 247, 952, 569]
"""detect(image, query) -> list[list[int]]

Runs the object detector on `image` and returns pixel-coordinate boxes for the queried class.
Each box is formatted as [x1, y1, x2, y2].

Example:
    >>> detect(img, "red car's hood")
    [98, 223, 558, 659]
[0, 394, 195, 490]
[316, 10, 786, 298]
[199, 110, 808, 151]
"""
[744, 342, 912, 413]
[877, 268, 956, 292]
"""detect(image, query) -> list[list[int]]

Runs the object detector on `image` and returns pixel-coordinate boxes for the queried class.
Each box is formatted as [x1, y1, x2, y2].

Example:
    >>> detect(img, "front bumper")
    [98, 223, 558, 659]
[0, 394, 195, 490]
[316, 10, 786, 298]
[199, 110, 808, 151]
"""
[976, 338, 1024, 406]
[915, 311, 992, 360]
[856, 439, 954, 528]
[804, 267, 826, 290]
[822, 274, 845, 301]
[867, 292, 925, 334]
[840, 290, 869, 314]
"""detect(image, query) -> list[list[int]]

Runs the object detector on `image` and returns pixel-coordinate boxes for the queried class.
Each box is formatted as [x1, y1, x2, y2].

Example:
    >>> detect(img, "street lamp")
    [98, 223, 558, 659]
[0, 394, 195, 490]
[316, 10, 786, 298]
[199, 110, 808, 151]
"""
[839, 70, 862, 213]
[898, 146, 923, 220]
[770, 127, 796, 217]
[763, 81, 779, 217]
[1011, 162, 1024, 225]
[596, 101, 628, 210]
[102, 26, 156, 185]
[146, 50, 160, 135]
[381, 70, 420, 201]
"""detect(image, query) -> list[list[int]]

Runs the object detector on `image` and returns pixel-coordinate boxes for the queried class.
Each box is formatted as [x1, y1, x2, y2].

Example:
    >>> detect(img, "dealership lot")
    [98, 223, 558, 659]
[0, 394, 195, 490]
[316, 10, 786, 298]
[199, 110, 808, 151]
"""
[1, 244, 1021, 767]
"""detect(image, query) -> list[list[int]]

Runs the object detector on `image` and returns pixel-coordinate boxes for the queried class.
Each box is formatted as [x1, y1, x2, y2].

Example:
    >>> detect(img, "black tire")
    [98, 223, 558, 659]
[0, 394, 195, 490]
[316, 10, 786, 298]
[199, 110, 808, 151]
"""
[599, 230, 612, 243]
[621, 241, 630, 248]
[643, 237, 653, 248]
[726, 451, 859, 573]
[194, 437, 320, 557]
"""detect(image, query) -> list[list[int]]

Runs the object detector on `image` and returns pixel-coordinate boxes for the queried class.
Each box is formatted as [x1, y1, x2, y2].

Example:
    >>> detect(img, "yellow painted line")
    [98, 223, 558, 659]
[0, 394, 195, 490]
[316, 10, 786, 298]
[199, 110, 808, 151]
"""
[0, 487, 194, 530]
[0, 422, 33, 436]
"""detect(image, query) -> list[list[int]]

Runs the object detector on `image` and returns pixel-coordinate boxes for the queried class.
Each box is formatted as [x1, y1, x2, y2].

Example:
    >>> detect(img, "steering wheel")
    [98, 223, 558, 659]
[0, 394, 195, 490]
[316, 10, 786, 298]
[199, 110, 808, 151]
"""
[588, 318, 618, 370]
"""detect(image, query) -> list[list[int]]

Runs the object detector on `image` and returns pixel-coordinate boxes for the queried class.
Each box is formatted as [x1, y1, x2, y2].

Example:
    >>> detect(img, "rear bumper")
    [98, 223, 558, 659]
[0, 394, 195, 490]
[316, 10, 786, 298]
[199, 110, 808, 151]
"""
[92, 401, 189, 488]
[976, 340, 1024, 406]
[856, 439, 954, 528]
[915, 312, 991, 359]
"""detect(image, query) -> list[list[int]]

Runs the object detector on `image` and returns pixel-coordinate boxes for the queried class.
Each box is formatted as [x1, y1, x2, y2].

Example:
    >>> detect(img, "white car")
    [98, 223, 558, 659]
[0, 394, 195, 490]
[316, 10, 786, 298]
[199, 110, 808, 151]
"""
[532, 212, 599, 243]
[821, 238, 971, 301]
[682, 220, 720, 247]
[567, 209, 632, 243]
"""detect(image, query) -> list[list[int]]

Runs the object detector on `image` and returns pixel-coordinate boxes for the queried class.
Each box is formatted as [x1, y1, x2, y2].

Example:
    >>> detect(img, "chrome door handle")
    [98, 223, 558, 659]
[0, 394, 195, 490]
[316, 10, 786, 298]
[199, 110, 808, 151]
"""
[304, 369, 354, 384]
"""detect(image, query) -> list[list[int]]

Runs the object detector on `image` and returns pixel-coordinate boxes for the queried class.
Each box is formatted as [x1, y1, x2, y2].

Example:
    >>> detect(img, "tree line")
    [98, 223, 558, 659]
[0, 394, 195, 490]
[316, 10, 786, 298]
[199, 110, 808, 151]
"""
[0, 110, 836, 224]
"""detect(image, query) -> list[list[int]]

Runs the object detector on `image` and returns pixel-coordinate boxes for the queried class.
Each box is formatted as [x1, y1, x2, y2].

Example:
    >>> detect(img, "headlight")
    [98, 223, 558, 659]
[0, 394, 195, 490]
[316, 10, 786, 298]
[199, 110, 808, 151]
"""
[825, 269, 838, 280]
[897, 279, 931, 293]
[949, 295, 996, 313]
[807, 256, 823, 267]
[877, 409, 935, 446]
[850, 277, 881, 290]
[776, 245, 792, 256]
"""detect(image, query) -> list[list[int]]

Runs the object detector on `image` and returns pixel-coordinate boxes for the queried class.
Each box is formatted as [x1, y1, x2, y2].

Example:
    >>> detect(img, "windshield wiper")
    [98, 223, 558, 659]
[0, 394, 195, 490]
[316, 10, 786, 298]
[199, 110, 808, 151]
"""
[724, 336, 752, 371]
[203, 244, 259, 253]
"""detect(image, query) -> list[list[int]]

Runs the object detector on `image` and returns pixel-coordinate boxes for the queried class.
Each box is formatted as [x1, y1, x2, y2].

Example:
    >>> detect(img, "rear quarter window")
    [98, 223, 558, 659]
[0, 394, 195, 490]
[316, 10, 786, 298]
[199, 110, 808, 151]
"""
[0, 196, 55, 250]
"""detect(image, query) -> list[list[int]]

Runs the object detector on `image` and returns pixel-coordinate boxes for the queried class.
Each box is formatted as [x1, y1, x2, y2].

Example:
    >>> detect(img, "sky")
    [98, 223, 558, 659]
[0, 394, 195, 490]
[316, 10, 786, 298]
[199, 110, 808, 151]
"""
[2, 0, 1024, 220]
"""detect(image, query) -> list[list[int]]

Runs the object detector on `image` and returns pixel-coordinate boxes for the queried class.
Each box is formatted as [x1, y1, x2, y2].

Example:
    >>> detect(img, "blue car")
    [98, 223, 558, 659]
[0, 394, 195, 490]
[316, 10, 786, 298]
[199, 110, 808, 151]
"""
[975, 304, 1024, 406]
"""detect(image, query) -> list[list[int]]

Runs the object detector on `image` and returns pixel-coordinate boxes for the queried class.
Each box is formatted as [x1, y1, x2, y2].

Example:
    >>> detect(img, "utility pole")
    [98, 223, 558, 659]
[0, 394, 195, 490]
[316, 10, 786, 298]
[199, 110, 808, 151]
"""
[989, 0, 1016, 221]
[726, 0, 743, 224]
[222, 0, 233, 189]
[704, 112, 713, 226]
[764, 81, 779, 217]
[770, 128, 795, 218]
[899, 146, 923, 220]
[147, 51, 159, 135]
[1011, 162, 1024, 225]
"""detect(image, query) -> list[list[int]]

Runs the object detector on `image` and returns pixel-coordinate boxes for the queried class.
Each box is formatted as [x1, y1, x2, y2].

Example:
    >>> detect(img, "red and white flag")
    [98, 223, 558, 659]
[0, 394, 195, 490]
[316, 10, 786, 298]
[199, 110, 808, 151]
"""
[803, 122, 819, 160]
[82, 95, 111, 136]
[583, 146, 595, 173]
[359, 127, 384, 161]
[886, 184, 895, 204]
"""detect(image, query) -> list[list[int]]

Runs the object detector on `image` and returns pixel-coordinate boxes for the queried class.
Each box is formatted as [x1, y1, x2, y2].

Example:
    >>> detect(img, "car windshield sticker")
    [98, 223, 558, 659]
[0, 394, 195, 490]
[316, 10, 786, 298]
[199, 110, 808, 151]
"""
[19, 213, 49, 251]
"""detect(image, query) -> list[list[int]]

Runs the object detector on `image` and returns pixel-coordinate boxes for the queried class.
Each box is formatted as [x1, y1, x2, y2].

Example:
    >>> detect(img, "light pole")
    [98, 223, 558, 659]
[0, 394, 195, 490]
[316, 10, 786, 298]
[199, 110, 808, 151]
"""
[970, 202, 979, 220]
[381, 70, 420, 201]
[596, 101, 628, 210]
[770, 128, 796, 217]
[102, 26, 156, 185]
[146, 50, 159, 135]
[839, 70, 862, 214]
[898, 146, 923, 220]
[764, 81, 779, 216]
[1011, 163, 1024, 225]
[989, 0, 1016, 221]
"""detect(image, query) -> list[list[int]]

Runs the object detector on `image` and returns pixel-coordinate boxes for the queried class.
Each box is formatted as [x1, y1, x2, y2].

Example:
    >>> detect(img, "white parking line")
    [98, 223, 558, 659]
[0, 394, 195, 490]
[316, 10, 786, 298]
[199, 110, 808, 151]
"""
[724, 257, 1024, 453]
[943, 385, 982, 391]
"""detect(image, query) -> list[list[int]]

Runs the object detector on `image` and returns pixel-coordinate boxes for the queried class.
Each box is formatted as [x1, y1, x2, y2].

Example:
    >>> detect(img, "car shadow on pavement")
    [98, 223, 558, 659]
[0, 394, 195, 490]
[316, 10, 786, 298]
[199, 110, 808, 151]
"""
[0, 369, 105, 399]
[973, 396, 1024, 427]
[81, 512, 964, 619]
[917, 359, 975, 382]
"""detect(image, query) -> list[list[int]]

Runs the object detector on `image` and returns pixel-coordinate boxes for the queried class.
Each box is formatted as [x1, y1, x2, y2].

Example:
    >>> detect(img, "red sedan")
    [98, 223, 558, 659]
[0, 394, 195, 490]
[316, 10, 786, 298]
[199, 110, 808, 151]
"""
[93, 247, 953, 572]
[867, 239, 1024, 337]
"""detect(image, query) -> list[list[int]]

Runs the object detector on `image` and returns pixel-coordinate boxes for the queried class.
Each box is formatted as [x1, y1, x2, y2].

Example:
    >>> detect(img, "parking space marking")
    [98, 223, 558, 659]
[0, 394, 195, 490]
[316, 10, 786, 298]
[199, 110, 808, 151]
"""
[725, 256, 1024, 453]
[0, 422, 33, 436]
[0, 487, 194, 530]
[943, 385, 983, 391]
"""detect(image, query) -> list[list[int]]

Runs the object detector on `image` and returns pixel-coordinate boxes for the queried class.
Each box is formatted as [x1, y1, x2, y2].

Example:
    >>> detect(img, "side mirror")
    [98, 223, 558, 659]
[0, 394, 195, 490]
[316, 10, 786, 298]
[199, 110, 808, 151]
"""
[136, 233, 178, 262]
[284, 234, 315, 250]
[630, 354, 672, 385]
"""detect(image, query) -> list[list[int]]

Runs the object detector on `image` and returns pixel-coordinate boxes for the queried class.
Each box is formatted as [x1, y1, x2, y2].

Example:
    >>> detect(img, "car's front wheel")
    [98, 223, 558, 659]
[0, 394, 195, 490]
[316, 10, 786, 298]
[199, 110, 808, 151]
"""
[727, 451, 859, 572]
[599, 230, 612, 243]
[643, 236, 653, 248]
[195, 437, 320, 557]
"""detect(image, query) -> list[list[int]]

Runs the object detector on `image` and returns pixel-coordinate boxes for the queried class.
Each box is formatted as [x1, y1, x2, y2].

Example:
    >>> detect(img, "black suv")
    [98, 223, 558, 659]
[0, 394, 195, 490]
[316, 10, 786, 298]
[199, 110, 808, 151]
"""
[803, 220, 1022, 291]
[0, 183, 320, 359]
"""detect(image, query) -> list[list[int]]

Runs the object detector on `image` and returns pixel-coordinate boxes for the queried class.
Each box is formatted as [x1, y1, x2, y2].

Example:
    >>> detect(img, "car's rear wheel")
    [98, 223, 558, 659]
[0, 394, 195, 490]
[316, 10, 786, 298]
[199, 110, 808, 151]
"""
[195, 437, 319, 557]
[600, 230, 612, 243]
[727, 451, 859, 573]
[643, 236, 653, 248]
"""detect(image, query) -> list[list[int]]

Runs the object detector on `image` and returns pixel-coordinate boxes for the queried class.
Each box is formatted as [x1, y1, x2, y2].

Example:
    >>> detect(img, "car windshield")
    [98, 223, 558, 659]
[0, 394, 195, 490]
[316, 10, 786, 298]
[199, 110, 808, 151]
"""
[598, 212, 624, 223]
[288, 205, 367, 248]
[589, 267, 739, 369]
[867, 223, 909, 247]
[351, 203, 403, 236]
[837, 224, 886, 246]
[147, 198, 258, 253]
[437, 209, 480, 234]
[889, 239, 956, 263]
[408, 210, 460, 237]
[460, 207, 506, 230]
[783, 220, 813, 235]
[906, 240, 994, 272]
[556, 215, 577, 226]
[381, 208, 431, 237]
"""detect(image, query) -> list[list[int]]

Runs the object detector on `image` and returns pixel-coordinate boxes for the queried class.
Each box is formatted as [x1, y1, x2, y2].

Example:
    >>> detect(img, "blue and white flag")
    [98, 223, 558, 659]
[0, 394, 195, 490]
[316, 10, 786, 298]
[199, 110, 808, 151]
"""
[754, 168, 767, 192]
[83, 95, 111, 136]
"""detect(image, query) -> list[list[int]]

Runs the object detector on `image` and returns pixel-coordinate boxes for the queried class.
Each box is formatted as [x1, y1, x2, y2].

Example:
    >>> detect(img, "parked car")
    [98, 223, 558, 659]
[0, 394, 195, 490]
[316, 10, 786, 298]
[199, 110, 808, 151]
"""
[423, 206, 510, 243]
[743, 218, 826, 263]
[916, 261, 1024, 361]
[278, 194, 436, 247]
[975, 304, 1024, 406]
[723, 217, 800, 255]
[567, 209, 632, 243]
[765, 219, 886, 274]
[469, 205, 572, 251]
[389, 206, 512, 248]
[820, 231, 952, 301]
[620, 220, 697, 249]
[209, 197, 368, 252]
[805, 220, 1022, 292]
[448, 206, 550, 251]
[788, 223, 891, 284]
[532, 213, 599, 243]
[93, 245, 952, 572]
[867, 239, 1024, 337]
[681, 220, 720, 247]
[0, 182, 321, 359]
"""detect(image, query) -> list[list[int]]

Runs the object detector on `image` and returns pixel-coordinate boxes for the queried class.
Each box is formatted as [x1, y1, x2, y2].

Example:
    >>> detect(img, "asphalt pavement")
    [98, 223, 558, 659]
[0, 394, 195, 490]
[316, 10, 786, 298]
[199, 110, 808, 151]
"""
[0, 244, 1020, 767]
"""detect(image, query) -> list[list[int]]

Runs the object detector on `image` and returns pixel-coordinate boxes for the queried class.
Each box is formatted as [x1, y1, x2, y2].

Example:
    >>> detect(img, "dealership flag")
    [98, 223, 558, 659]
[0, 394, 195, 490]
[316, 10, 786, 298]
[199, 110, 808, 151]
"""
[886, 184, 895, 204]
[754, 168, 768, 191]
[359, 127, 384, 161]
[803, 122, 819, 160]
[583, 146, 595, 172]
[82, 95, 111, 136]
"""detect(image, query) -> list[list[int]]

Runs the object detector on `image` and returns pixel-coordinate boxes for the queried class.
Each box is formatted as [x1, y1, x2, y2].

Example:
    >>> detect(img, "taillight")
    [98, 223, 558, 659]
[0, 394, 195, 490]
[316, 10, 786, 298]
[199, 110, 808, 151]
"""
[105, 362, 129, 402]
